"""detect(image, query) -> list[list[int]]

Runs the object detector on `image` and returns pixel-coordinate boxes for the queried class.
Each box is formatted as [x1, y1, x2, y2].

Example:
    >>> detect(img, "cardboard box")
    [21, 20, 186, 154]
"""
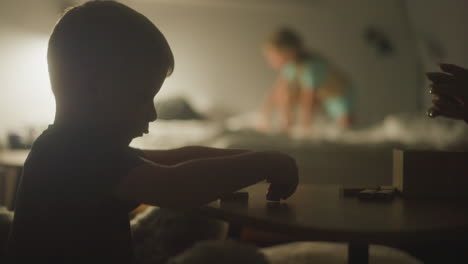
[393, 149, 468, 198]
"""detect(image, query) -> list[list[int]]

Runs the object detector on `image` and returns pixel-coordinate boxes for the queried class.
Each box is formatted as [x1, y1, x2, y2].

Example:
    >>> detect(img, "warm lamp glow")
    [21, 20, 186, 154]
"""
[0, 33, 55, 130]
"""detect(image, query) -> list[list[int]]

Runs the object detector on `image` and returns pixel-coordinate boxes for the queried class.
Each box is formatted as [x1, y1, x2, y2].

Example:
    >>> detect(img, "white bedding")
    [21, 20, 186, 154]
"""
[130, 120, 223, 150]
[3, 112, 463, 185]
[223, 112, 468, 150]
[127, 113, 468, 186]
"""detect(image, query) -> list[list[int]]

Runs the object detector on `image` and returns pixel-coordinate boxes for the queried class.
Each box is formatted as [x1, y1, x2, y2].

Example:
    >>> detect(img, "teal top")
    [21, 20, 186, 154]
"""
[280, 56, 353, 119]
[280, 56, 329, 90]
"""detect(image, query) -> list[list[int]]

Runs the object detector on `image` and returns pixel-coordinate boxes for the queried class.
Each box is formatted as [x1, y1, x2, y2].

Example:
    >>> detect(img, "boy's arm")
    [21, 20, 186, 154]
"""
[115, 151, 298, 209]
[141, 147, 251, 166]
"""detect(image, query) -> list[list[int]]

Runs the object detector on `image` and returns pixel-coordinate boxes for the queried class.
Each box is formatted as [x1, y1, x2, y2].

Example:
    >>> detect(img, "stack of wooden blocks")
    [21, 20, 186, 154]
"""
[393, 149, 468, 198]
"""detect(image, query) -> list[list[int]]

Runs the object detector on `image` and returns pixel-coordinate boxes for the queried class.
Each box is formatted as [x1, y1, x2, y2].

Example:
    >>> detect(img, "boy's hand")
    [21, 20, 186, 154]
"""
[427, 63, 468, 123]
[264, 152, 299, 201]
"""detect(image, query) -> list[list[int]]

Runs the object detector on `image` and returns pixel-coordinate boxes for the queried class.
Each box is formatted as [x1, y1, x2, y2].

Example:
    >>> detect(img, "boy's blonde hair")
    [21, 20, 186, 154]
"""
[47, 0, 174, 100]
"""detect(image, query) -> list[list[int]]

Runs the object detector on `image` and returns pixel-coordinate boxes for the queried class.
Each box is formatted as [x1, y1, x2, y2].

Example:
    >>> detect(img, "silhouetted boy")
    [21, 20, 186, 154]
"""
[7, 1, 298, 263]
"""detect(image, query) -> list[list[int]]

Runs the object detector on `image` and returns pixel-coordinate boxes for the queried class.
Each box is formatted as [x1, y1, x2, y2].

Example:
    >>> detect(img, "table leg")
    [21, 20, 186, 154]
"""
[348, 242, 369, 264]
[227, 223, 243, 240]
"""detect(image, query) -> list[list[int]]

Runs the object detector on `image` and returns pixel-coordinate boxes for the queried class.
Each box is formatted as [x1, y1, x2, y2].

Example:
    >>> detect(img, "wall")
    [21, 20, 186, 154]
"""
[405, 0, 468, 110]
[0, 0, 440, 133]
[126, 0, 422, 126]
[0, 0, 61, 132]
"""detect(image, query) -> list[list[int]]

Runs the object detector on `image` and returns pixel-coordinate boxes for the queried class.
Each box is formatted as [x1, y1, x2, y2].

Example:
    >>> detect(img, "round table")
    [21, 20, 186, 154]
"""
[200, 183, 468, 264]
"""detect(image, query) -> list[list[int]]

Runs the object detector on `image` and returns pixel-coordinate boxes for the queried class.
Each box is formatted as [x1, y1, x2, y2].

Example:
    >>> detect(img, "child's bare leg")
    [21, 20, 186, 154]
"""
[279, 91, 296, 132]
[338, 115, 352, 129]
[258, 81, 287, 132]
[299, 90, 317, 132]
[281, 101, 293, 132]
[300, 102, 311, 131]
[258, 103, 273, 132]
[258, 90, 280, 132]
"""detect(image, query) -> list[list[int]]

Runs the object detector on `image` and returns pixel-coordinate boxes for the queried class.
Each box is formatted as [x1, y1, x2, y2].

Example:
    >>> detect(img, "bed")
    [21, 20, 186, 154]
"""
[130, 111, 468, 186]
[2, 106, 466, 189]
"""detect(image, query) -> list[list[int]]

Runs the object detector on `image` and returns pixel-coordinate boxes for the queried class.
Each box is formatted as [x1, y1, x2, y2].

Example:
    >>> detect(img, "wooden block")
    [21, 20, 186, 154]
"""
[374, 189, 395, 200]
[220, 192, 249, 203]
[341, 186, 368, 196]
[393, 149, 468, 198]
[358, 189, 377, 199]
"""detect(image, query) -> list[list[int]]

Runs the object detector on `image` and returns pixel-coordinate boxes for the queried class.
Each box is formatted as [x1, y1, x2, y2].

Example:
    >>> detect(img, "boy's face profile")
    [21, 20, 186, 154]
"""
[47, 1, 174, 146]
[99, 65, 167, 145]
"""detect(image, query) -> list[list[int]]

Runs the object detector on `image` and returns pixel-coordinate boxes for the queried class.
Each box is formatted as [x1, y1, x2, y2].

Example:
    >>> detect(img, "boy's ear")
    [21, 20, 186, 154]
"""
[83, 66, 107, 94]
[68, 63, 98, 92]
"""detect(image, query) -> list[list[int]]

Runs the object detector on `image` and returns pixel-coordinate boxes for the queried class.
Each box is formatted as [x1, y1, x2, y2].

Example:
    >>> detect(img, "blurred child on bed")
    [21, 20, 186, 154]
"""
[259, 28, 354, 133]
[7, 1, 298, 262]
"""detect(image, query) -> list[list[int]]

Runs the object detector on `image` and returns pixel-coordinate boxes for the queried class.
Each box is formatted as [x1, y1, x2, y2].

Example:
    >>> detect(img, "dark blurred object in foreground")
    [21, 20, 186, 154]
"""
[7, 133, 31, 150]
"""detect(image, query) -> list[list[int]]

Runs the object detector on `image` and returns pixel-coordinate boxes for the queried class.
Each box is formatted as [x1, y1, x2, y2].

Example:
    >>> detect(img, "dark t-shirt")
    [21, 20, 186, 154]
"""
[7, 125, 144, 263]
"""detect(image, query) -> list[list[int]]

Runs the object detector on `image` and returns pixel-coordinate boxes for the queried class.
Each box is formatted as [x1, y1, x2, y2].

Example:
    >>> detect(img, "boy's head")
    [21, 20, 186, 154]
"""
[48, 0, 174, 144]
[263, 28, 302, 70]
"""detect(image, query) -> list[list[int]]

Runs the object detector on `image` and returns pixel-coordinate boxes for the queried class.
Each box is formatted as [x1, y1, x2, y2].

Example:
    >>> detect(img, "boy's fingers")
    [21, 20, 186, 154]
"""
[432, 100, 466, 120]
[431, 82, 468, 105]
[431, 89, 465, 106]
[426, 72, 456, 84]
[440, 63, 468, 78]
[430, 84, 464, 99]
[267, 183, 296, 201]
[284, 174, 298, 199]
[433, 97, 462, 108]
[266, 184, 282, 201]
[282, 184, 297, 200]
